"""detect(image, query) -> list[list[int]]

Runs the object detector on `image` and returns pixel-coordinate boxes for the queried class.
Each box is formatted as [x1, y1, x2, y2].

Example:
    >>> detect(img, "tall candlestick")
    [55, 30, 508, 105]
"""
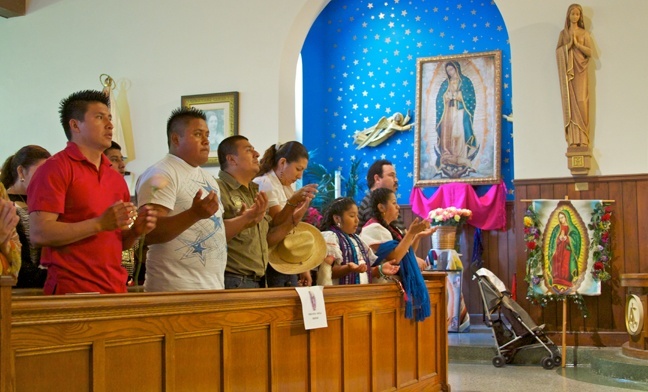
[334, 170, 341, 198]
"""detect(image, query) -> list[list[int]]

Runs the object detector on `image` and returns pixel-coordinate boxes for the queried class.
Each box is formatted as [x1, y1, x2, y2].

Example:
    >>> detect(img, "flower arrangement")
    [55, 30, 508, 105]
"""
[523, 203, 613, 317]
[427, 207, 472, 227]
[302, 206, 323, 228]
[588, 203, 613, 282]
[523, 207, 542, 281]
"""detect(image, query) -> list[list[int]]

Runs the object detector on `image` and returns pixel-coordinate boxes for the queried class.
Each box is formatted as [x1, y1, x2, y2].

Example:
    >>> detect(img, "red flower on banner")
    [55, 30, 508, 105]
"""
[588, 203, 613, 282]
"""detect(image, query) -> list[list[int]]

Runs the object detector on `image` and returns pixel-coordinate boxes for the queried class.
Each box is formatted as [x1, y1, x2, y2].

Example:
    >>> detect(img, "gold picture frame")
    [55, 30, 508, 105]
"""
[414, 50, 501, 186]
[181, 91, 239, 166]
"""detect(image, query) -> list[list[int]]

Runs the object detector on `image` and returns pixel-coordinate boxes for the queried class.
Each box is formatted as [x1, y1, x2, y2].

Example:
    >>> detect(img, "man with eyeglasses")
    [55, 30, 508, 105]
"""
[104, 141, 127, 176]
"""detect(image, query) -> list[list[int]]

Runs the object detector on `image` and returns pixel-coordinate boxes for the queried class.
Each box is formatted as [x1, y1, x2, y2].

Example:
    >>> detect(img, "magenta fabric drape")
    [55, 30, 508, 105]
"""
[409, 181, 507, 230]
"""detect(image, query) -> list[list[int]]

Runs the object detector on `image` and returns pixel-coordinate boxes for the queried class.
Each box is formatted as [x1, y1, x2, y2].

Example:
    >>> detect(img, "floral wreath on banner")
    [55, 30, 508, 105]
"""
[523, 202, 613, 317]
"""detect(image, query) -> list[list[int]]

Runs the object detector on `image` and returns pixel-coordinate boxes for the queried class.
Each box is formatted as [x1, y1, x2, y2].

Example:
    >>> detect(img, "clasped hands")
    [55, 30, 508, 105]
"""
[287, 183, 318, 207]
[0, 199, 19, 245]
[99, 201, 158, 236]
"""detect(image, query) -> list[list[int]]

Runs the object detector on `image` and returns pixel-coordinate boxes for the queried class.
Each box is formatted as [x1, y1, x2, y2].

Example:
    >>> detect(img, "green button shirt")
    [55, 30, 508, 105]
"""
[217, 170, 270, 278]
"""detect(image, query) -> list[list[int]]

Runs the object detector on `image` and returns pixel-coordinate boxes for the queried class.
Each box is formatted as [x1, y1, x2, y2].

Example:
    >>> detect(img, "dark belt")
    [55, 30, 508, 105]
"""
[225, 272, 262, 282]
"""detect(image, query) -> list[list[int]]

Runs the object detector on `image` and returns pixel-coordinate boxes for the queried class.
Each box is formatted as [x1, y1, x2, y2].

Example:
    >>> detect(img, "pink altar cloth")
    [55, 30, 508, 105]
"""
[409, 182, 507, 230]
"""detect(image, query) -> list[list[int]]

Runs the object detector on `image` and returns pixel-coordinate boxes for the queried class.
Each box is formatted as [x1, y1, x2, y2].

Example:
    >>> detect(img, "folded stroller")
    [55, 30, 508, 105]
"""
[473, 268, 562, 369]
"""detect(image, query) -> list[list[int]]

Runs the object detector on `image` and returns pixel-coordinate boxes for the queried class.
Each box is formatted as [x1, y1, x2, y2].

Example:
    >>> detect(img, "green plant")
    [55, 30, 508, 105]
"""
[304, 149, 362, 211]
[303, 161, 336, 211]
[344, 159, 362, 201]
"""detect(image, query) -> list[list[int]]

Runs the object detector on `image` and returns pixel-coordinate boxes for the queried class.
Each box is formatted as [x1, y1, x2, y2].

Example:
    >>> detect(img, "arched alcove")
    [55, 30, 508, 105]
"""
[298, 0, 513, 203]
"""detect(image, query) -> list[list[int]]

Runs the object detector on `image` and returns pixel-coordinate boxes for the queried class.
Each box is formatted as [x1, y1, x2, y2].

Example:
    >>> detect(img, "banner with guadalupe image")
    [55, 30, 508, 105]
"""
[525, 200, 612, 298]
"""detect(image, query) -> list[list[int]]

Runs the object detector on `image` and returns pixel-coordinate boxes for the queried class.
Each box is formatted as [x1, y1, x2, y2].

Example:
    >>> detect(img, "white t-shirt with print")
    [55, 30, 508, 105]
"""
[136, 154, 227, 291]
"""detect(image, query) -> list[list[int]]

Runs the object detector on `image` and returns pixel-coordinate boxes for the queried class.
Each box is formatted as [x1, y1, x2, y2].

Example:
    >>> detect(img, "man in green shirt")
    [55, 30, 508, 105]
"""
[217, 136, 306, 288]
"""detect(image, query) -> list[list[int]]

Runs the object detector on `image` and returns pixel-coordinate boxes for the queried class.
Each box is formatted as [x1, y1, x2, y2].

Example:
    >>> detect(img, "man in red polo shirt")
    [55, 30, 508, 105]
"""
[28, 90, 157, 294]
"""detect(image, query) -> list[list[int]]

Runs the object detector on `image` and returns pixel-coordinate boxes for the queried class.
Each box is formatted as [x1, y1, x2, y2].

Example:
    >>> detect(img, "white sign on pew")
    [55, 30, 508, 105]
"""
[295, 286, 327, 330]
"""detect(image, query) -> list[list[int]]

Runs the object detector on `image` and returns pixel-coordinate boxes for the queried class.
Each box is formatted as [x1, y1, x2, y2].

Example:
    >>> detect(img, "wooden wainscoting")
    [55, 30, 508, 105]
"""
[1, 274, 448, 392]
[401, 203, 516, 325]
[403, 173, 648, 346]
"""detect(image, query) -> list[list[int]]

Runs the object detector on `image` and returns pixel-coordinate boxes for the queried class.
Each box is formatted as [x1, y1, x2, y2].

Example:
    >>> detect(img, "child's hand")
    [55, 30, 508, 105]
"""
[323, 255, 335, 266]
[416, 256, 428, 271]
[348, 262, 367, 273]
[381, 262, 400, 276]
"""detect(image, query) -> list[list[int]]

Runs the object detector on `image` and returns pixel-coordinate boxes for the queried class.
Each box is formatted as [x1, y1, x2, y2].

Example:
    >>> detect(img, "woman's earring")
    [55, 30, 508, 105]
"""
[20, 177, 25, 182]
[336, 221, 341, 227]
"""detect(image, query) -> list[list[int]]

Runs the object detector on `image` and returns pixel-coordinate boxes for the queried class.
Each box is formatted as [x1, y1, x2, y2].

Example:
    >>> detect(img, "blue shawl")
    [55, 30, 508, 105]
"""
[376, 240, 431, 322]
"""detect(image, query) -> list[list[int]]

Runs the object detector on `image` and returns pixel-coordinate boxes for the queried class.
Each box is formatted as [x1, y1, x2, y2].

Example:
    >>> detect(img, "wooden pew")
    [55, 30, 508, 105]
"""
[1, 273, 448, 392]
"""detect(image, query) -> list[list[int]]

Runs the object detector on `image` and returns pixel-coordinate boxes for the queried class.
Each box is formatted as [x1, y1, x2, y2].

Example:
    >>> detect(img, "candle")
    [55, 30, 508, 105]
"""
[334, 170, 341, 198]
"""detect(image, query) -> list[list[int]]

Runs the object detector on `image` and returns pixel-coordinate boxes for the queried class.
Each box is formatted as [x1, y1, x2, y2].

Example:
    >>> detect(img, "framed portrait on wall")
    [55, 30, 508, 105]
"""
[414, 50, 501, 186]
[181, 91, 239, 166]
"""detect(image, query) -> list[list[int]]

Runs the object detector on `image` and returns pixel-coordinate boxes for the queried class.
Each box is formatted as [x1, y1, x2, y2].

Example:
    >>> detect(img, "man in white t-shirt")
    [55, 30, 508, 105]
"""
[136, 107, 227, 291]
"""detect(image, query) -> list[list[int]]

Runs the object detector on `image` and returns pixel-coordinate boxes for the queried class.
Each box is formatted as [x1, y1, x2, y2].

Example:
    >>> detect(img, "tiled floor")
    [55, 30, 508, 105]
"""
[447, 324, 648, 391]
[448, 363, 647, 392]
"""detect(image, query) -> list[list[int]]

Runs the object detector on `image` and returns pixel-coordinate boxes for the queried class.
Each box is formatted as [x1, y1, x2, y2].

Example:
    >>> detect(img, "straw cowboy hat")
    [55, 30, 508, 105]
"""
[269, 222, 327, 275]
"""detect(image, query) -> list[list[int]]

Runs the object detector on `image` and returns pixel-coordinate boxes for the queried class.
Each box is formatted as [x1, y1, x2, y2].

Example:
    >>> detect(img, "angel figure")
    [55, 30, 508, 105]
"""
[353, 111, 413, 149]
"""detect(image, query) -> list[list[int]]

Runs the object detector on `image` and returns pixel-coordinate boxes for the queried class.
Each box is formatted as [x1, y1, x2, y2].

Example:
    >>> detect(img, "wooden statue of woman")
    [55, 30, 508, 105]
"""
[556, 4, 592, 147]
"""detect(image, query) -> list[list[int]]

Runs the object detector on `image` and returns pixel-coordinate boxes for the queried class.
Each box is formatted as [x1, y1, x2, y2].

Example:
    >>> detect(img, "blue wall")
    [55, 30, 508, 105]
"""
[302, 0, 513, 205]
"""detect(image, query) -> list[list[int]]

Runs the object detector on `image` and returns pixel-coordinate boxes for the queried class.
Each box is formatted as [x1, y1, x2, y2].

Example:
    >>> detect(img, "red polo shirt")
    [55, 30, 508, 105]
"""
[28, 142, 130, 294]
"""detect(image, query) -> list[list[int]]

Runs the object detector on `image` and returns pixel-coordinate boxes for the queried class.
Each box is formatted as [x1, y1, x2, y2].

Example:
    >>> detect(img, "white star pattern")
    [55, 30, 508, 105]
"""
[302, 0, 514, 203]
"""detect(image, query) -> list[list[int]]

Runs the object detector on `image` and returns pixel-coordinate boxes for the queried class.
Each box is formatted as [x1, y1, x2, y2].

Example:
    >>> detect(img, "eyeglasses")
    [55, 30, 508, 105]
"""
[109, 156, 127, 164]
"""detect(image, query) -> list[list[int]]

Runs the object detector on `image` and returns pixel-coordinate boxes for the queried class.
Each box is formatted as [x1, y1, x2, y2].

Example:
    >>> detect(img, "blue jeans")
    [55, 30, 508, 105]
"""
[224, 272, 263, 289]
[265, 264, 298, 287]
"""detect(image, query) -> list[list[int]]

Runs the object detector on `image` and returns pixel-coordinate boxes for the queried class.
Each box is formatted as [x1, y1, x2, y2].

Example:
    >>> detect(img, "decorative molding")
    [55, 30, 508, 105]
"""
[514, 173, 648, 186]
[0, 0, 25, 18]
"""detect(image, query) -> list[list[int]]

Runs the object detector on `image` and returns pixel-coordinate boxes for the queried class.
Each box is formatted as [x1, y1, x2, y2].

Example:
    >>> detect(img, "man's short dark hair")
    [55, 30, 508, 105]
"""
[104, 141, 122, 155]
[58, 90, 110, 141]
[166, 107, 206, 148]
[218, 135, 248, 171]
[366, 159, 392, 189]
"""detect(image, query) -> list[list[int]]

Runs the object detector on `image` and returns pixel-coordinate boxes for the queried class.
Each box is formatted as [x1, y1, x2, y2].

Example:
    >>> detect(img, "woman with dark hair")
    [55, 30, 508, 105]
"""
[316, 197, 398, 286]
[253, 141, 318, 287]
[1, 145, 51, 287]
[359, 188, 435, 321]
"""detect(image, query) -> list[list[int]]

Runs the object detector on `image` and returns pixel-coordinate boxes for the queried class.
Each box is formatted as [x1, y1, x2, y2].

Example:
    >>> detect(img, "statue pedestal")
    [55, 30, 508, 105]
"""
[565, 146, 592, 176]
[620, 274, 648, 360]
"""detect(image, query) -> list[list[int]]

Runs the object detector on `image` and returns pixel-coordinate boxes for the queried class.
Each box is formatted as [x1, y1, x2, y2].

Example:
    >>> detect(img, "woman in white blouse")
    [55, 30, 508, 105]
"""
[359, 188, 435, 321]
[253, 141, 317, 287]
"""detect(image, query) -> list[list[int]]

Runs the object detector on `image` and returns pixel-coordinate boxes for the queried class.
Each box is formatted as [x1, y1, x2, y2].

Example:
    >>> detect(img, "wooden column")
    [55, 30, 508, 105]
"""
[620, 273, 648, 359]
[0, 0, 26, 18]
[0, 276, 15, 392]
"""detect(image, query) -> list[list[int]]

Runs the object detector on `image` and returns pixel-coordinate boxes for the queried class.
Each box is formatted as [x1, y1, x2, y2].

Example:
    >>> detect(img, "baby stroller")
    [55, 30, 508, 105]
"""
[473, 268, 562, 369]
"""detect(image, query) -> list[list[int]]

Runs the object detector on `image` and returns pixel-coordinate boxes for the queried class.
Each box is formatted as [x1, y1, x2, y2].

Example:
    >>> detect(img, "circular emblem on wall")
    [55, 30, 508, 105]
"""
[625, 294, 644, 337]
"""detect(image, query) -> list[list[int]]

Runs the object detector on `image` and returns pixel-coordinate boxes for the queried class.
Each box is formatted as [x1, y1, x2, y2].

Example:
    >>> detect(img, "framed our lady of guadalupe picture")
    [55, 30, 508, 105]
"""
[181, 91, 239, 166]
[414, 50, 502, 186]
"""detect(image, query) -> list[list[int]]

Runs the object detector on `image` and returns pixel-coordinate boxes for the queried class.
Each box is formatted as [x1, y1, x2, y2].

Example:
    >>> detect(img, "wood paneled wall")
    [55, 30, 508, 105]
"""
[1, 274, 449, 392]
[403, 173, 648, 346]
